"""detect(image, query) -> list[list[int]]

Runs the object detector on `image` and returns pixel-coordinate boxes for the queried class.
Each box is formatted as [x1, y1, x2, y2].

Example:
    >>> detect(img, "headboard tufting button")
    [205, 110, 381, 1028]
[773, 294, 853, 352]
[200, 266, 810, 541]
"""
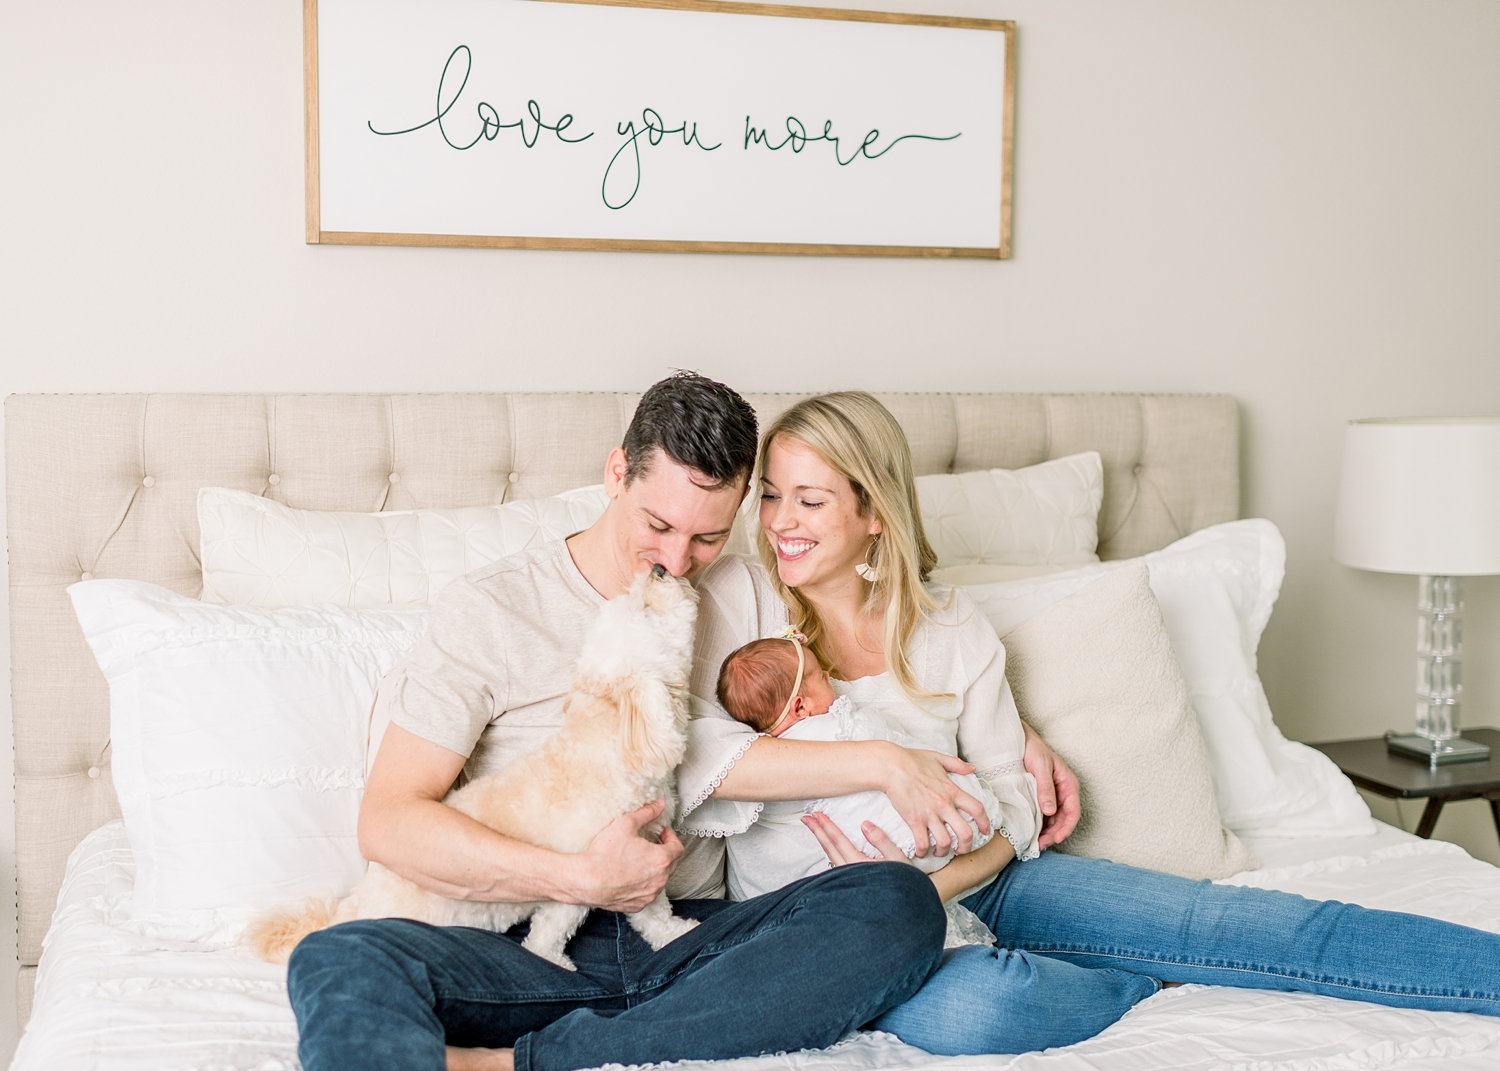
[86, 766, 100, 779]
[508, 472, 520, 484]
[80, 571, 93, 581]
[388, 472, 401, 484]
[141, 475, 156, 488]
[267, 473, 281, 486]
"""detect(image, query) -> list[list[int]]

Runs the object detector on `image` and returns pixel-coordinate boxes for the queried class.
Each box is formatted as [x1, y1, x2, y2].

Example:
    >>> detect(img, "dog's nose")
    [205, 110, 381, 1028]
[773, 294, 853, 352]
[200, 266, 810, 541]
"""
[651, 563, 668, 580]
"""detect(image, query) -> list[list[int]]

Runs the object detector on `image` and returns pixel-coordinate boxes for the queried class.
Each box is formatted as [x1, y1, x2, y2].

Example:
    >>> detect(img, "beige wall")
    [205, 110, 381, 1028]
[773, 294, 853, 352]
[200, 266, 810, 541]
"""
[3, 0, 1499, 1058]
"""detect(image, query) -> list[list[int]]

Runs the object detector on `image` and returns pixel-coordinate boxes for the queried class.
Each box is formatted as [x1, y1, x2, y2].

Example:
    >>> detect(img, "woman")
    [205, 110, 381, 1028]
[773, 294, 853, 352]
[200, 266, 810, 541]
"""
[679, 391, 1500, 1055]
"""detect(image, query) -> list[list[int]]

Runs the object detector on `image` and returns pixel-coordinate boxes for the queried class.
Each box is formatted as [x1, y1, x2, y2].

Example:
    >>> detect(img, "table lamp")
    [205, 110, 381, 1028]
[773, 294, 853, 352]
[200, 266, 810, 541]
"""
[1333, 417, 1500, 765]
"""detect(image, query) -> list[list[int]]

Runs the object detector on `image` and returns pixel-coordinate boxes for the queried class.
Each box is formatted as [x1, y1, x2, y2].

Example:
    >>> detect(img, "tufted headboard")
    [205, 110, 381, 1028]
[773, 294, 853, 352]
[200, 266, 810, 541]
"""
[4, 391, 1239, 1015]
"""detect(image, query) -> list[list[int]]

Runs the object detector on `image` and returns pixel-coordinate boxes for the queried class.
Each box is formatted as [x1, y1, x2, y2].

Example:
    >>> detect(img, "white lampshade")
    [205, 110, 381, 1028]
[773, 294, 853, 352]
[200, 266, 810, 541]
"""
[1334, 417, 1500, 576]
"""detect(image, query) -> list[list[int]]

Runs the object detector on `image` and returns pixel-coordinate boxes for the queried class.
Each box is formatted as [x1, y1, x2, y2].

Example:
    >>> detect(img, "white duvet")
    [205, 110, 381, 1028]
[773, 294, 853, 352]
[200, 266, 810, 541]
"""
[15, 821, 1500, 1071]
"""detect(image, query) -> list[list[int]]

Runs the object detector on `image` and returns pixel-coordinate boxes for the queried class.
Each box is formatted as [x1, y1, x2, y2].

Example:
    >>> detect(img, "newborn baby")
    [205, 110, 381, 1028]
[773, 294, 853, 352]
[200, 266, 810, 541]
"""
[715, 630, 999, 902]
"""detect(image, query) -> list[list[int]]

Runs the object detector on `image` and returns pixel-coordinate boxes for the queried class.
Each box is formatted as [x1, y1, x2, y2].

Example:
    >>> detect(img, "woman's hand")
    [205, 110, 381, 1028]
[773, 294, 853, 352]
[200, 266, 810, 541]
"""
[802, 812, 908, 867]
[1021, 721, 1081, 849]
[805, 812, 1017, 905]
[879, 744, 992, 859]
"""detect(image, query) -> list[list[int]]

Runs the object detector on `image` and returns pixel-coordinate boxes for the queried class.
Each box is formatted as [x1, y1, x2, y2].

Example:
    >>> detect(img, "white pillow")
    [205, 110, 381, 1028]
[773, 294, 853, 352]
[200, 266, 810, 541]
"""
[964, 519, 1374, 841]
[1001, 561, 1256, 878]
[204, 454, 1102, 608]
[69, 579, 427, 941]
[916, 452, 1103, 571]
[926, 562, 1078, 586]
[199, 485, 611, 608]
[732, 452, 1104, 569]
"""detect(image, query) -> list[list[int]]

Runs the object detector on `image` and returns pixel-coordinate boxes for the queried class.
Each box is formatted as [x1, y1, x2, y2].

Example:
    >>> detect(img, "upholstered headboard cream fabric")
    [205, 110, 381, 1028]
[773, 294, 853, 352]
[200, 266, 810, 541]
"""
[4, 391, 1239, 1014]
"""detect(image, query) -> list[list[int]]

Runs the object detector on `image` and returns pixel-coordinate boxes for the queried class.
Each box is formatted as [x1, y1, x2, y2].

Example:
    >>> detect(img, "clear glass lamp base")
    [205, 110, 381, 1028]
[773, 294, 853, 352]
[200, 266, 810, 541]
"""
[1384, 731, 1491, 765]
[1385, 576, 1491, 767]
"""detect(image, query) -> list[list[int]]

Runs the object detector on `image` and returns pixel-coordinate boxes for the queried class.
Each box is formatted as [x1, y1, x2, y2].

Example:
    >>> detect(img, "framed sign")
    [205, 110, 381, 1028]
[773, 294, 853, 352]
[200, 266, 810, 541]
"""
[305, 0, 1015, 257]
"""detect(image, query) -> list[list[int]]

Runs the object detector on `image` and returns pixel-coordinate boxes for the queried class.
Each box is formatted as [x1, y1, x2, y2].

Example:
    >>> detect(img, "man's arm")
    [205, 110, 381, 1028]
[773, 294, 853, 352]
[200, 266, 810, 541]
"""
[358, 723, 682, 913]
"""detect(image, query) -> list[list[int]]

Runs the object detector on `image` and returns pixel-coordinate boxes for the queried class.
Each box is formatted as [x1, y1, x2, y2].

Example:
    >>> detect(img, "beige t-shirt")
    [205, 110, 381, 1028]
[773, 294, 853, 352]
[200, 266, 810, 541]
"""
[379, 538, 737, 899]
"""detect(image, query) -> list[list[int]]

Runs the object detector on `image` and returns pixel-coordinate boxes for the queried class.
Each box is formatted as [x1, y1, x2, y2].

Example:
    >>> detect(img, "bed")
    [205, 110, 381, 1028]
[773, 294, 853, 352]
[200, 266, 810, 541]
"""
[8, 390, 1500, 1071]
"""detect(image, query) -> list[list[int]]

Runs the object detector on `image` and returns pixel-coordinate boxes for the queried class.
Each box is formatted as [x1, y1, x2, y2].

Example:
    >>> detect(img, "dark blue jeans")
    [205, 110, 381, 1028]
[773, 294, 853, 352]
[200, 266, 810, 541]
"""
[287, 862, 943, 1071]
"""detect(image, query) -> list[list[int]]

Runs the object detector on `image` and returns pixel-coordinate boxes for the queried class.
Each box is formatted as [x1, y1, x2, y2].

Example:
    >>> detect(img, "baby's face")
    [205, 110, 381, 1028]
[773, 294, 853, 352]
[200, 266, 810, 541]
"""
[797, 661, 836, 717]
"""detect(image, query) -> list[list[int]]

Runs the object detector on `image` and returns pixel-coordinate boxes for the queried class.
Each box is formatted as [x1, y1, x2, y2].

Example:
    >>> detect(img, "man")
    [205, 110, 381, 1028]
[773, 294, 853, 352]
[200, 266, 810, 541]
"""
[287, 374, 949, 1071]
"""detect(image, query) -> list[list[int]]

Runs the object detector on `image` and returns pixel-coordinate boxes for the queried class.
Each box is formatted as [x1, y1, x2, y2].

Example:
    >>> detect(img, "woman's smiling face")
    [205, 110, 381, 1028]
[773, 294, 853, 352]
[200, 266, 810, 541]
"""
[758, 437, 881, 597]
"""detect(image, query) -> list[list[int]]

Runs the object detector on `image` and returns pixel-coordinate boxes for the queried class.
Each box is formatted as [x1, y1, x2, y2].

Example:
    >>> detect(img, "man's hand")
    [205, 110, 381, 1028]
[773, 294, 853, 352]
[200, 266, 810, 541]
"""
[571, 799, 684, 913]
[1021, 722, 1081, 849]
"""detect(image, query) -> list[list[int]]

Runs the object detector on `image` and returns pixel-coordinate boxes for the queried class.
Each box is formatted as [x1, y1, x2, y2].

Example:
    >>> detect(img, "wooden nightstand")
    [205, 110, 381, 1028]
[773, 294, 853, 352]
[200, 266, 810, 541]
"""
[1309, 727, 1500, 841]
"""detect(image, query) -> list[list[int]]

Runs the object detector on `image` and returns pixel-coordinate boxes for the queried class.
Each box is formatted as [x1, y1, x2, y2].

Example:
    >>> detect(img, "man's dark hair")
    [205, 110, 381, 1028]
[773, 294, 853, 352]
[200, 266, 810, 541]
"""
[623, 371, 758, 489]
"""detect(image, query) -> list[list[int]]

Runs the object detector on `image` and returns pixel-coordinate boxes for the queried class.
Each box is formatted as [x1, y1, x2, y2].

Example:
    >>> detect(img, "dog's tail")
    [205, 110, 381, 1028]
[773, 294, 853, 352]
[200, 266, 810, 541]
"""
[241, 898, 343, 963]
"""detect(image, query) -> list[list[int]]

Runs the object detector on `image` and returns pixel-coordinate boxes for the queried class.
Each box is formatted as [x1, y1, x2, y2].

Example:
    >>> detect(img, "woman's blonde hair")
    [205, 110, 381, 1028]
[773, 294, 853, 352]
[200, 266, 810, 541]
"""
[755, 392, 944, 702]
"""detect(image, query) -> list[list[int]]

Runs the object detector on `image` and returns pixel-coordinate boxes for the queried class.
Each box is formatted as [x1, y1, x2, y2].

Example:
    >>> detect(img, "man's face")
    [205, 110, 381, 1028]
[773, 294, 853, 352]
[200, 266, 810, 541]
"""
[602, 446, 746, 582]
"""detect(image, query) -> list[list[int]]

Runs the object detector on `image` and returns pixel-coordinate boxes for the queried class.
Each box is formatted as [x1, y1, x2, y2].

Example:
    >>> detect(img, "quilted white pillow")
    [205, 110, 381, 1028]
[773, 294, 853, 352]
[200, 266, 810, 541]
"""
[916, 452, 1103, 575]
[964, 520, 1374, 841]
[69, 579, 427, 941]
[199, 485, 610, 608]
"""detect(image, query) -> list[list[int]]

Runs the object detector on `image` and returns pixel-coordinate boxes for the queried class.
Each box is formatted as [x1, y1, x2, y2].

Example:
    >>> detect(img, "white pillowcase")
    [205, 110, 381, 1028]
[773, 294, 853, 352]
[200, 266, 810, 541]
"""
[199, 485, 610, 608]
[202, 454, 1103, 609]
[69, 579, 427, 941]
[964, 519, 1374, 841]
[918, 452, 1103, 575]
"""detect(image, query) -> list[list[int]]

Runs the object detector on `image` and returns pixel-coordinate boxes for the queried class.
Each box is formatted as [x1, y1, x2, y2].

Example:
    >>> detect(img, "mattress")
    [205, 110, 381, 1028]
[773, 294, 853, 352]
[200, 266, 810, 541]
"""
[15, 821, 1500, 1071]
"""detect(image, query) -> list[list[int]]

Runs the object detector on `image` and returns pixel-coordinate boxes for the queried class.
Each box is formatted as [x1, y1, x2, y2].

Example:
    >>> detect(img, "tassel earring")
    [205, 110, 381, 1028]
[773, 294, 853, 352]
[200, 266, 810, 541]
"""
[855, 537, 880, 582]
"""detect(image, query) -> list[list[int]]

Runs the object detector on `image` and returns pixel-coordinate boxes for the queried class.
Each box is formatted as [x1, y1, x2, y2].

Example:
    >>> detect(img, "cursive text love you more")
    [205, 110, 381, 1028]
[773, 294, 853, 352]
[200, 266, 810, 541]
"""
[366, 45, 962, 210]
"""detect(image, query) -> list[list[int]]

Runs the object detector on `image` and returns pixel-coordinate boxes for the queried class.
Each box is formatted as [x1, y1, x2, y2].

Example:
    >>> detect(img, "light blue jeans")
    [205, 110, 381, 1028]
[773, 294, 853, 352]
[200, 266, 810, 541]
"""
[874, 850, 1500, 1055]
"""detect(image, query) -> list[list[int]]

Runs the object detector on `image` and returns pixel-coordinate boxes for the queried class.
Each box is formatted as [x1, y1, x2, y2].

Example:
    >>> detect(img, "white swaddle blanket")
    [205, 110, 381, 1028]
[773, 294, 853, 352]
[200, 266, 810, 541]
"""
[790, 697, 998, 869]
[723, 696, 1000, 947]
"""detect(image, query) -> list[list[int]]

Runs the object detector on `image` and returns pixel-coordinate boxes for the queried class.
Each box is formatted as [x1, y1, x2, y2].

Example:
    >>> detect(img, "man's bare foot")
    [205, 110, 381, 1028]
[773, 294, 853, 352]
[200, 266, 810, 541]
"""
[446, 1046, 514, 1071]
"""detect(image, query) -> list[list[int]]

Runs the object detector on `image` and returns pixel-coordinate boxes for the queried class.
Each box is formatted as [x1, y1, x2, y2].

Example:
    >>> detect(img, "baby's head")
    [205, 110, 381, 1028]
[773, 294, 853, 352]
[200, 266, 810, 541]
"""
[717, 633, 836, 736]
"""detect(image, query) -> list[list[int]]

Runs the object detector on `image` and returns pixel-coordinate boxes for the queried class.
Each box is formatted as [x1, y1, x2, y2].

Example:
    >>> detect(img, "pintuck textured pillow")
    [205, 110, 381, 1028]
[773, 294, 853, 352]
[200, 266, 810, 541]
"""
[68, 579, 427, 942]
[199, 485, 611, 608]
[999, 561, 1257, 879]
[915, 452, 1103, 571]
[965, 520, 1374, 841]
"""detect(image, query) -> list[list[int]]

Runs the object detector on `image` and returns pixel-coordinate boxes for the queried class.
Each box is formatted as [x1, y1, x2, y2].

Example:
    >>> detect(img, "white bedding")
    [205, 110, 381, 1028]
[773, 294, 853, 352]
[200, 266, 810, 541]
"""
[16, 821, 1500, 1071]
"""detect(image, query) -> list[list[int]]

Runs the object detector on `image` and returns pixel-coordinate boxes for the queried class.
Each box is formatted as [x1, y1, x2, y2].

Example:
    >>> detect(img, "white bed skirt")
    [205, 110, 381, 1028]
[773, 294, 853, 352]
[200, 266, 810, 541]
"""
[15, 820, 1500, 1071]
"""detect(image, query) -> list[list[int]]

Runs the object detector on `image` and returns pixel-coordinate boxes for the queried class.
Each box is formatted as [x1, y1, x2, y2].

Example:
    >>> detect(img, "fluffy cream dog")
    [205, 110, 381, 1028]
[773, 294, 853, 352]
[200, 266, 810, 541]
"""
[246, 564, 701, 970]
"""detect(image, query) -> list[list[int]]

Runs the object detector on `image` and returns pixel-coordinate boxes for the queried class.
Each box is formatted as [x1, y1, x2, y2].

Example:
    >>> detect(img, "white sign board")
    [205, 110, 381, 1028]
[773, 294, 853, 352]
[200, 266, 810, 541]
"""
[306, 0, 1015, 256]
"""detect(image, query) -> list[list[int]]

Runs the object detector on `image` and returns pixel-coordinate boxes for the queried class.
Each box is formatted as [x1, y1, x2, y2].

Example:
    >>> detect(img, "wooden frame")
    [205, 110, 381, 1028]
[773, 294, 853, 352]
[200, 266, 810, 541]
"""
[304, 0, 1015, 257]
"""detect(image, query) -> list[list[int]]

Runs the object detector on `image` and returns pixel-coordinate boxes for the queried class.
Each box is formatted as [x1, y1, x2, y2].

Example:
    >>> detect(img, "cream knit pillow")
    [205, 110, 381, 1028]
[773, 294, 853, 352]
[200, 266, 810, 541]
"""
[1001, 560, 1256, 879]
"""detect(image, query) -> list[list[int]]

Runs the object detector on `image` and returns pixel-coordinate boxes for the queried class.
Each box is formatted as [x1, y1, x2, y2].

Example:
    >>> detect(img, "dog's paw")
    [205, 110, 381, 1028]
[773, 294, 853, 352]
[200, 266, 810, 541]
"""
[521, 936, 580, 972]
[642, 914, 700, 951]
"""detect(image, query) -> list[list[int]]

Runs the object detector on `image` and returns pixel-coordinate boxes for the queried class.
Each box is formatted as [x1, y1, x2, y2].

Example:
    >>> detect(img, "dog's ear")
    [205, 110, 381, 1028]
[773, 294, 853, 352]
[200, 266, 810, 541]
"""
[617, 680, 673, 774]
